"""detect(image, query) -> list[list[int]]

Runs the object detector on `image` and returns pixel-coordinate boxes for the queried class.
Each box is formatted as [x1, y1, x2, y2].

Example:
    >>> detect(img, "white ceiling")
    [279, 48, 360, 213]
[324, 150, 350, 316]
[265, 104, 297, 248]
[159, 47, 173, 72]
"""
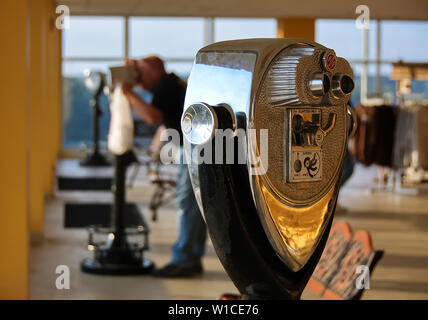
[59, 0, 428, 20]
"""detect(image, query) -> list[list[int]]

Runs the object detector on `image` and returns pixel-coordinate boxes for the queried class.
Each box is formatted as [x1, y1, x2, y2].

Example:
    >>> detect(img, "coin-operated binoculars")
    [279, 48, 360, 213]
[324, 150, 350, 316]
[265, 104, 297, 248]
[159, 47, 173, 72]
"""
[181, 39, 356, 299]
[81, 84, 153, 275]
[80, 70, 111, 167]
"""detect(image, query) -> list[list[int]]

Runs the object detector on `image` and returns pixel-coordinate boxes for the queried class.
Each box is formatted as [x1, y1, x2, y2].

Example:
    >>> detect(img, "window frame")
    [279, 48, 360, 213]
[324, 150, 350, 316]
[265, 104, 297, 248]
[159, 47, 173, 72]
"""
[63, 17, 427, 152]
[61, 16, 277, 152]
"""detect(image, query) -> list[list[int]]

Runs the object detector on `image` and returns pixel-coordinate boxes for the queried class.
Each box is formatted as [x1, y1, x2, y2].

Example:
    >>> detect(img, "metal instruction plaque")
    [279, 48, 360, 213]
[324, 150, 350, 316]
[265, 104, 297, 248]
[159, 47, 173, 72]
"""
[290, 148, 322, 182]
[288, 108, 324, 182]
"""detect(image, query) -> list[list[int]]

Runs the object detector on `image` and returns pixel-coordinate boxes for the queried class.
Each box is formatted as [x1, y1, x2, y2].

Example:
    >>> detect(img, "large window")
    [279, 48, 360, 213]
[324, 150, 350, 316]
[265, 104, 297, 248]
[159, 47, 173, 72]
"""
[63, 17, 124, 58]
[62, 17, 428, 149]
[62, 17, 125, 148]
[316, 19, 428, 106]
[62, 17, 277, 149]
[381, 21, 428, 62]
[130, 17, 205, 58]
[130, 17, 206, 78]
[316, 19, 378, 106]
[214, 18, 277, 42]
[316, 19, 378, 61]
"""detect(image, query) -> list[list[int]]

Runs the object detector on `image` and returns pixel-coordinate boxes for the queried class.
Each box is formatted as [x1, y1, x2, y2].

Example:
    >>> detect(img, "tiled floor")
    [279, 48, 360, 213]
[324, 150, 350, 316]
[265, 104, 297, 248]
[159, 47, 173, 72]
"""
[29, 162, 428, 299]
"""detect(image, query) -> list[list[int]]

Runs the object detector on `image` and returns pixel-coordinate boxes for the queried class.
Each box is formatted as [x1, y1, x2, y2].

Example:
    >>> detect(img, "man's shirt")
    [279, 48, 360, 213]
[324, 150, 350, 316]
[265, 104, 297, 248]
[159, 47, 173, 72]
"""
[151, 73, 187, 144]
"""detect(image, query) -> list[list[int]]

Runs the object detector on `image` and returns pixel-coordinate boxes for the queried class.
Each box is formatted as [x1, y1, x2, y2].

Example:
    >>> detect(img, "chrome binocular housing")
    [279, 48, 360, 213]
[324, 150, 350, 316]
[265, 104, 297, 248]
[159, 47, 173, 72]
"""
[182, 38, 355, 299]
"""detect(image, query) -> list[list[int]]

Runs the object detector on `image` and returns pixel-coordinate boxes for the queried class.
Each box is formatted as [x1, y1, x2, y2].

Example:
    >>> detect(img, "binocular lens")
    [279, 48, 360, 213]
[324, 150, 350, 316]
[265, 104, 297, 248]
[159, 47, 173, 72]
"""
[340, 75, 354, 94]
[332, 74, 355, 98]
[308, 73, 330, 97]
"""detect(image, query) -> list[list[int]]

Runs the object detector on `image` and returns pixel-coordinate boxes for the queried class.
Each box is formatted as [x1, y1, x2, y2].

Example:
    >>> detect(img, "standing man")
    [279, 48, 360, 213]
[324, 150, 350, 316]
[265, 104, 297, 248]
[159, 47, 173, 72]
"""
[122, 56, 207, 277]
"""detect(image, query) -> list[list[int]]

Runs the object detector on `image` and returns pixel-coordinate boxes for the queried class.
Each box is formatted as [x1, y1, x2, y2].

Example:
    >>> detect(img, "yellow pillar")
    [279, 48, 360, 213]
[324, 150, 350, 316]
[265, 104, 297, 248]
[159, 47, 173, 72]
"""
[44, 0, 55, 195]
[277, 18, 315, 41]
[53, 7, 63, 168]
[0, 0, 30, 299]
[27, 0, 63, 237]
[0, 0, 62, 298]
[28, 0, 46, 236]
[54, 19, 63, 158]
[41, 0, 52, 196]
[45, 0, 62, 195]
[55, 8, 63, 157]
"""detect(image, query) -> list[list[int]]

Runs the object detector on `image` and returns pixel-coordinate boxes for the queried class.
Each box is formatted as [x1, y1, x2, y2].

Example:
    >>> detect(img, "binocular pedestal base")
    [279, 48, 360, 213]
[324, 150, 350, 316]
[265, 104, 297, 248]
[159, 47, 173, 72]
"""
[81, 234, 154, 275]
[80, 151, 111, 167]
[81, 257, 154, 275]
[80, 152, 154, 276]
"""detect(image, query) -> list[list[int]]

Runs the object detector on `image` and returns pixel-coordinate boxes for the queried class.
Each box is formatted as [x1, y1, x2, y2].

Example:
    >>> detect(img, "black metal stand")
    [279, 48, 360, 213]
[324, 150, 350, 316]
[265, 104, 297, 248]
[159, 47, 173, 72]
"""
[81, 151, 154, 275]
[80, 82, 110, 167]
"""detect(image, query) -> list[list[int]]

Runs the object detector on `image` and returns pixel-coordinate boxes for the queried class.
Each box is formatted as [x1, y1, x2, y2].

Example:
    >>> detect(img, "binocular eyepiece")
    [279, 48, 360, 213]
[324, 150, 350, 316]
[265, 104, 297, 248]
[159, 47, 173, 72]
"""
[182, 39, 355, 299]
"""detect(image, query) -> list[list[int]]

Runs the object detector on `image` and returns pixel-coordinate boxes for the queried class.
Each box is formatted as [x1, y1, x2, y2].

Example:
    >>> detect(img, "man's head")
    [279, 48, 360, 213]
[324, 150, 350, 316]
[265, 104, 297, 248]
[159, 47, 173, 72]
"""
[135, 56, 166, 91]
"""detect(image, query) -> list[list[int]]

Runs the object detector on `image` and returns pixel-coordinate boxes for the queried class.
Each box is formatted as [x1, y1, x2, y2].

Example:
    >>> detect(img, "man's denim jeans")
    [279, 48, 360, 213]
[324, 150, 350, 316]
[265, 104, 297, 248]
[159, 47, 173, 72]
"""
[171, 161, 207, 267]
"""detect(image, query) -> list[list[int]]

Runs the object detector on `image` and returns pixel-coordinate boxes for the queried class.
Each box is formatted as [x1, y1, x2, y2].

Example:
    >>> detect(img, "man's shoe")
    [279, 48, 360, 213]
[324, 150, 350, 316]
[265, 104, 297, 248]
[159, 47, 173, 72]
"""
[152, 263, 203, 278]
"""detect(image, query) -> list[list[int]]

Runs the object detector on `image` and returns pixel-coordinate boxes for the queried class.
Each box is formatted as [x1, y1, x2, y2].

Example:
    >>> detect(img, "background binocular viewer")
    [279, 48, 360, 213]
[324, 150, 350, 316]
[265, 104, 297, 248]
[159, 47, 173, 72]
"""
[182, 39, 356, 299]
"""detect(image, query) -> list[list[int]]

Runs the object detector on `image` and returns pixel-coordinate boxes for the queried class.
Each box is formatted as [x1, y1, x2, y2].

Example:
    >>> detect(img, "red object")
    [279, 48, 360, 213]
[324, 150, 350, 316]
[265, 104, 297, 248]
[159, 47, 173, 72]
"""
[326, 53, 337, 71]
